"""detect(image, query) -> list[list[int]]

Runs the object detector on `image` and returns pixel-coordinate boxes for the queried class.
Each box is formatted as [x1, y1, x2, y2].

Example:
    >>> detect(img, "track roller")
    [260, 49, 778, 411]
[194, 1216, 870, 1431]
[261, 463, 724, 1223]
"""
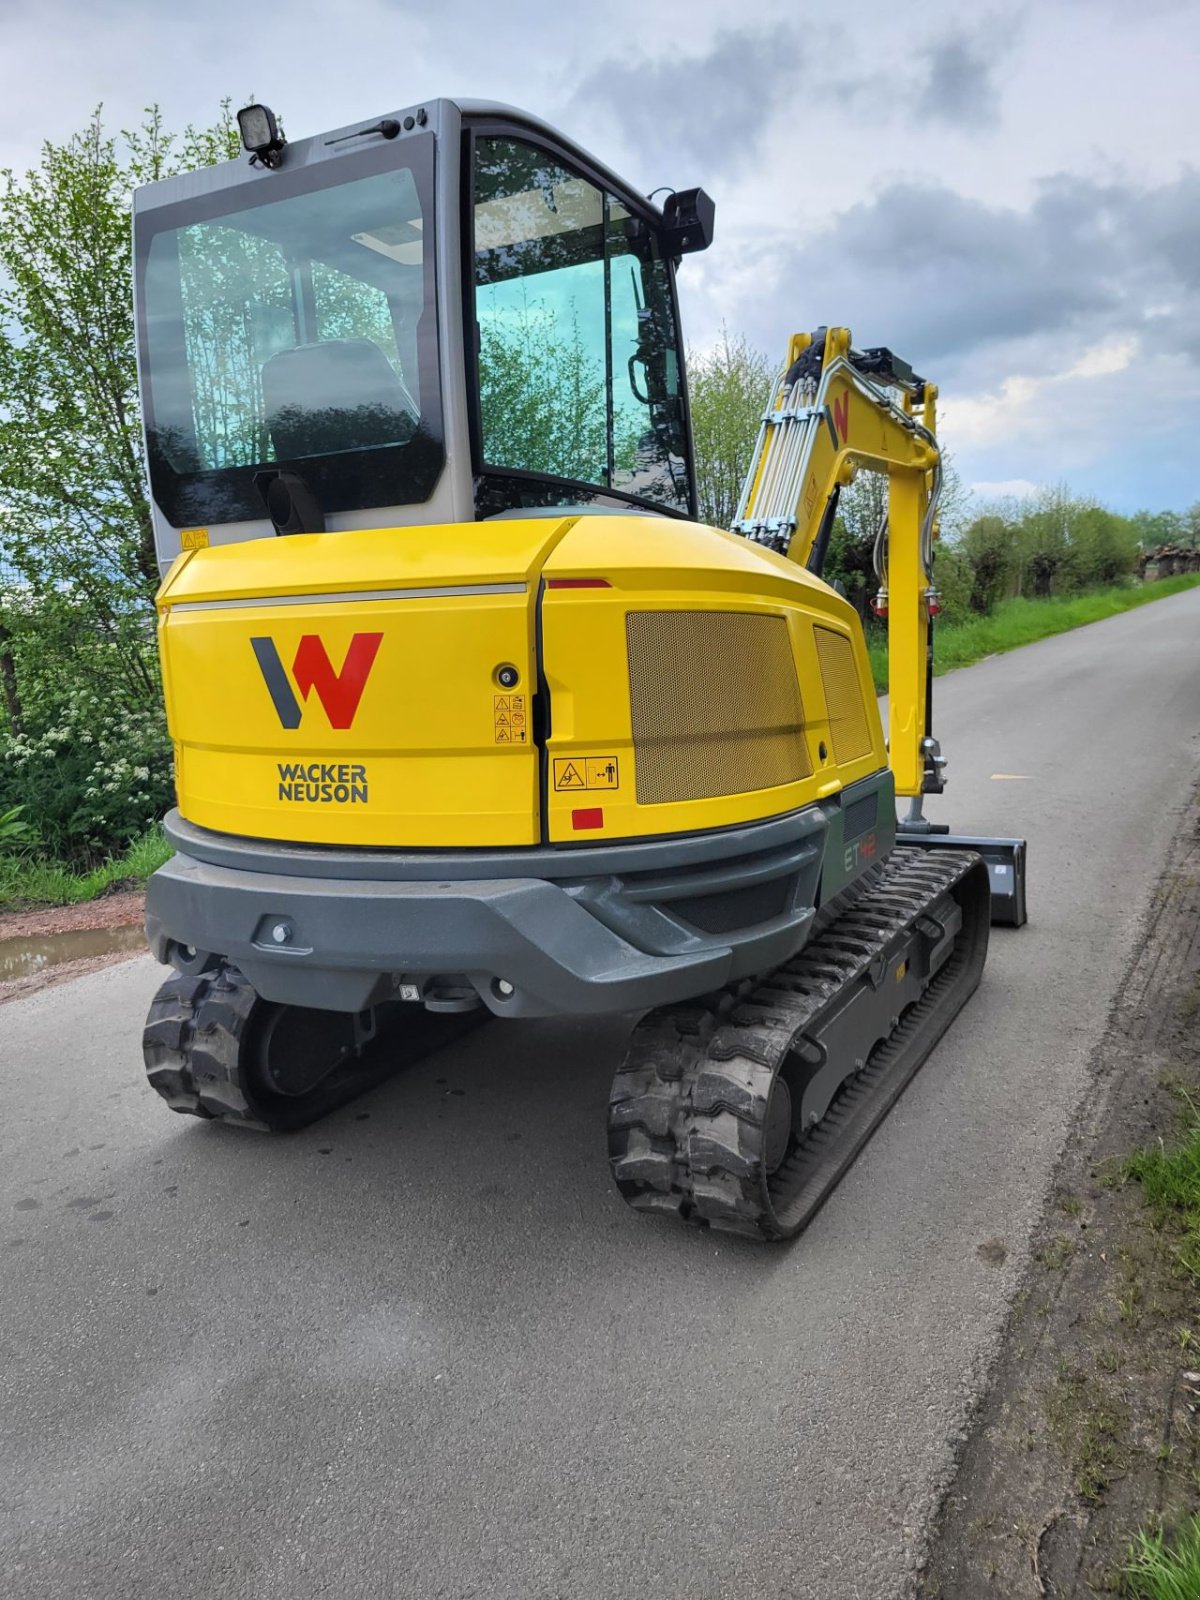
[607, 847, 991, 1241]
[143, 962, 481, 1131]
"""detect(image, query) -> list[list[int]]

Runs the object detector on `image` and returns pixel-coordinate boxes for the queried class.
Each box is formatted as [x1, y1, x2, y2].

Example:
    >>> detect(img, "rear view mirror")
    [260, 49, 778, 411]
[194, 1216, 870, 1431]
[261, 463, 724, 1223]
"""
[662, 188, 715, 256]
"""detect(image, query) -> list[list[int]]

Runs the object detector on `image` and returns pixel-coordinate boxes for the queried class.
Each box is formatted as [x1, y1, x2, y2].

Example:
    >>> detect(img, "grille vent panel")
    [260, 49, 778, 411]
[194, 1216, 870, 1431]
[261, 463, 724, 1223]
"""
[814, 626, 873, 764]
[627, 611, 812, 805]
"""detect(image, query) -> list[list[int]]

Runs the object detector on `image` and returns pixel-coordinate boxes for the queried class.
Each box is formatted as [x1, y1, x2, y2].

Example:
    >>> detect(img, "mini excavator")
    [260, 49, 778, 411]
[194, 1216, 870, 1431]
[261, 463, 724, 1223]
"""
[133, 99, 1026, 1241]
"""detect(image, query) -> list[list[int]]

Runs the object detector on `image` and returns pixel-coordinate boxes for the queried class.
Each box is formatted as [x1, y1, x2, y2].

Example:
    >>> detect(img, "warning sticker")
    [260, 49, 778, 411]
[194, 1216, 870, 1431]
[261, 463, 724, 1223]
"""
[553, 759, 585, 790]
[554, 756, 619, 792]
[493, 693, 528, 744]
[180, 527, 210, 550]
[585, 758, 619, 790]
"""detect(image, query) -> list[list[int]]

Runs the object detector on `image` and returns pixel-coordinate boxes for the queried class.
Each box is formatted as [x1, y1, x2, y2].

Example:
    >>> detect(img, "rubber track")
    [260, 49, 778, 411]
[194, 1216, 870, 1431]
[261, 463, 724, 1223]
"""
[143, 965, 481, 1132]
[143, 966, 263, 1124]
[608, 846, 990, 1241]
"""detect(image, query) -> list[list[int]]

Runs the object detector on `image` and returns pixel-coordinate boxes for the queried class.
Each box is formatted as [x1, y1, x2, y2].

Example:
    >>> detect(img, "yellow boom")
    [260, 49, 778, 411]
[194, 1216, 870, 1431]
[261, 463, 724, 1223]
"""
[733, 326, 942, 801]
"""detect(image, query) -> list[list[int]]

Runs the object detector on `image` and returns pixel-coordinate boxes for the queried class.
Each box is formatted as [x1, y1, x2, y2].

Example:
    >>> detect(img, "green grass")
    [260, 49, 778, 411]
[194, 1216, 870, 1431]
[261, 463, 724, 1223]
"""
[868, 572, 1200, 692]
[1124, 1102, 1200, 1284]
[1123, 1516, 1200, 1599]
[0, 826, 171, 913]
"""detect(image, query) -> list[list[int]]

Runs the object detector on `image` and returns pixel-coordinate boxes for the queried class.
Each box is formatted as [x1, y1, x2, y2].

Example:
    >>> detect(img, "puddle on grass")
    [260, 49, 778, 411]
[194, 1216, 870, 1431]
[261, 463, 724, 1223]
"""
[0, 923, 147, 982]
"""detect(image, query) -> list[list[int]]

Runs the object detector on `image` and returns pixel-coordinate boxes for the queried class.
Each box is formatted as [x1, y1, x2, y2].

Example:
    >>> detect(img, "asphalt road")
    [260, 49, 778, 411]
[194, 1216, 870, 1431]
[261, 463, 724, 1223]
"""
[4, 589, 1200, 1600]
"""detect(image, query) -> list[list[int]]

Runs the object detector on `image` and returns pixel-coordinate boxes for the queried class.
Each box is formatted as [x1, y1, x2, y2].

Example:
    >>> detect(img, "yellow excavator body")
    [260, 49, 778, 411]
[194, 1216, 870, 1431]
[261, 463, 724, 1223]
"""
[133, 96, 1025, 1241]
[158, 512, 884, 850]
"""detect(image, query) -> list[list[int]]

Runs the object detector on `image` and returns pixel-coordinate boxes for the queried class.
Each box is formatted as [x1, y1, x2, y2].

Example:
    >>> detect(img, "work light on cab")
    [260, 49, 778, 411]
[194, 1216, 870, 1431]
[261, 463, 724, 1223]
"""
[237, 103, 285, 168]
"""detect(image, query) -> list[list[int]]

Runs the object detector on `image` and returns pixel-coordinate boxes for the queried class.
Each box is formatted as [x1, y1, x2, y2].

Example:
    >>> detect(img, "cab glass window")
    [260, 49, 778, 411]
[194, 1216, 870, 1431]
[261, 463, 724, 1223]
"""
[138, 136, 442, 526]
[472, 136, 691, 515]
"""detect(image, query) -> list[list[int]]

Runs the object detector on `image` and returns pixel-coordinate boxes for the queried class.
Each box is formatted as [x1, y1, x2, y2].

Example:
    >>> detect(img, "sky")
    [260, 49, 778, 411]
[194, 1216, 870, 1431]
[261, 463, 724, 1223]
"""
[1, 0, 1198, 514]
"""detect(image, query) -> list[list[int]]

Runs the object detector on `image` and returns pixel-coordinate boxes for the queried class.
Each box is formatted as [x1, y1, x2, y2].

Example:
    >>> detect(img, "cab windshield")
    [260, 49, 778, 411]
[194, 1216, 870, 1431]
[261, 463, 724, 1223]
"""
[137, 135, 442, 527]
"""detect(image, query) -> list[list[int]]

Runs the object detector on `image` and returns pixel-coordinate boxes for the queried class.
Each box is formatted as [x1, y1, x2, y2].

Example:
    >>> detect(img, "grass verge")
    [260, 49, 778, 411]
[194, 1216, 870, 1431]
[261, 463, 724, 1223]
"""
[0, 826, 171, 913]
[868, 572, 1200, 691]
[1124, 1095, 1200, 1293]
[1123, 1515, 1200, 1599]
[1117, 1096, 1200, 1592]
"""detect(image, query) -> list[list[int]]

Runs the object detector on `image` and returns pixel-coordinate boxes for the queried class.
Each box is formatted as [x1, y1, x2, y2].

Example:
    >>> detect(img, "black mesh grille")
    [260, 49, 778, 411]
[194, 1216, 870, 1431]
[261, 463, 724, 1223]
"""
[672, 875, 792, 935]
[843, 790, 879, 841]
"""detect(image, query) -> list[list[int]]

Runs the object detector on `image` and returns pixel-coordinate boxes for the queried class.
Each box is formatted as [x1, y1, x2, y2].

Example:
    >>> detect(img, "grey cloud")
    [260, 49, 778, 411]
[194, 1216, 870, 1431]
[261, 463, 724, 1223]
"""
[568, 27, 801, 180]
[744, 167, 1200, 384]
[916, 33, 1005, 129]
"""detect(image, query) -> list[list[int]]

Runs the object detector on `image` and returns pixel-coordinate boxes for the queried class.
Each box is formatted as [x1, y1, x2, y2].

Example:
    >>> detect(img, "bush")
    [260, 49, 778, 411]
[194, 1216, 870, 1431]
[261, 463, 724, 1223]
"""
[932, 546, 974, 626]
[0, 685, 173, 866]
[0, 803, 37, 850]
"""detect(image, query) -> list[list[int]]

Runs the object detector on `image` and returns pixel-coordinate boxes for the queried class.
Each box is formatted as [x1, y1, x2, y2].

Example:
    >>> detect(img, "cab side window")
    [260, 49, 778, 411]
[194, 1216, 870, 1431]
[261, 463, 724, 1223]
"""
[472, 136, 689, 513]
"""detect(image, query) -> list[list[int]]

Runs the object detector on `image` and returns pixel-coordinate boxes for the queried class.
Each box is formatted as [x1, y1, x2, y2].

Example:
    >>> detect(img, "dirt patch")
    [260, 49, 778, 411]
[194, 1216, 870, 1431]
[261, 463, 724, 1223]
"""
[919, 793, 1200, 1596]
[0, 890, 148, 1006]
[0, 889, 144, 942]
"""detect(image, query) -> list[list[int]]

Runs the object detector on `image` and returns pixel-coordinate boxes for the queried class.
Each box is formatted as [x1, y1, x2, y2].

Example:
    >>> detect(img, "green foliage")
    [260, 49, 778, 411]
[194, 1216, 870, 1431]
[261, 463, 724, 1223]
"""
[1124, 1095, 1200, 1284]
[0, 804, 36, 850]
[479, 295, 636, 483]
[687, 328, 773, 529]
[1010, 486, 1140, 597]
[866, 573, 1200, 692]
[0, 824, 170, 910]
[0, 104, 242, 620]
[825, 469, 884, 604]
[952, 486, 1140, 611]
[1122, 1516, 1200, 1599]
[1131, 507, 1191, 550]
[0, 104, 242, 864]
[960, 514, 1014, 613]
[932, 546, 974, 626]
[0, 684, 172, 867]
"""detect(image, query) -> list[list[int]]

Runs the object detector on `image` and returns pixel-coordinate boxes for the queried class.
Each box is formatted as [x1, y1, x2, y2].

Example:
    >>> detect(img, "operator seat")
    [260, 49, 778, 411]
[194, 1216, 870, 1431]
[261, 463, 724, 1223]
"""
[262, 337, 418, 459]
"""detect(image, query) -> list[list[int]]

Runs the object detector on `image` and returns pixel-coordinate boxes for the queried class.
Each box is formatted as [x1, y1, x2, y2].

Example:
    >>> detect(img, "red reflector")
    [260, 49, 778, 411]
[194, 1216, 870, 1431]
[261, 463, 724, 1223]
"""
[546, 577, 611, 589]
[572, 807, 604, 830]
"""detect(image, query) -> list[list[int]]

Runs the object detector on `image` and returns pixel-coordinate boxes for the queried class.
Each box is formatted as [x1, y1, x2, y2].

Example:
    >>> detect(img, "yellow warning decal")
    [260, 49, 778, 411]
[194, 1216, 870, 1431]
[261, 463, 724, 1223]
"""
[180, 527, 210, 550]
[493, 693, 528, 745]
[554, 756, 619, 791]
[585, 757, 619, 790]
[554, 760, 585, 790]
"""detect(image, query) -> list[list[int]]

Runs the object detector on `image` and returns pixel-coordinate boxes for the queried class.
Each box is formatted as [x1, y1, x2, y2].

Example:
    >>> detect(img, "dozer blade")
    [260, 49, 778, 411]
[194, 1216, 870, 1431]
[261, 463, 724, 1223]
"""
[607, 846, 990, 1241]
[900, 832, 1027, 927]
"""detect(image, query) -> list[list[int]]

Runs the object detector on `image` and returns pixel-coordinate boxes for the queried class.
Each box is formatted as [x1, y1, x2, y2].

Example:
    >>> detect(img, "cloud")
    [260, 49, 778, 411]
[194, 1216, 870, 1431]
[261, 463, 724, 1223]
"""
[916, 29, 1007, 129]
[942, 336, 1137, 445]
[569, 27, 801, 180]
[0, 0, 1196, 509]
[692, 158, 1200, 510]
[746, 166, 1200, 385]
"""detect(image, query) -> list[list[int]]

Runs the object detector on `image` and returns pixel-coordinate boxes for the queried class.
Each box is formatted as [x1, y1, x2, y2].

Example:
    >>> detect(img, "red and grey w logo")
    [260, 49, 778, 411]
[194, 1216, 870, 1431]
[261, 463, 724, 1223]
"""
[250, 633, 382, 730]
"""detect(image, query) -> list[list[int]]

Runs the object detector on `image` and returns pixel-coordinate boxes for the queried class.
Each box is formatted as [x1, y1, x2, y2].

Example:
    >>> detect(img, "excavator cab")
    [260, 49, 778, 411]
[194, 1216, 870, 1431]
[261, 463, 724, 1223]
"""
[135, 101, 710, 559]
[133, 99, 1022, 1243]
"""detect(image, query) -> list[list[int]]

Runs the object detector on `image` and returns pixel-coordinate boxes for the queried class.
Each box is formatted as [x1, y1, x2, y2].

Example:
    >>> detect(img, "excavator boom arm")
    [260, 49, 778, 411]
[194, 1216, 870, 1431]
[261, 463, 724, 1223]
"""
[734, 327, 942, 800]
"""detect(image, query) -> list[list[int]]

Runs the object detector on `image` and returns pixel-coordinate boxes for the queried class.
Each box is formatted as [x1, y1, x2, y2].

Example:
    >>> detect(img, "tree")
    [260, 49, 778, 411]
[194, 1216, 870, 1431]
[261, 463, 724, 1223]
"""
[1065, 502, 1138, 587]
[0, 104, 242, 714]
[478, 297, 622, 484]
[960, 513, 1016, 612]
[687, 328, 773, 529]
[1131, 508, 1185, 550]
